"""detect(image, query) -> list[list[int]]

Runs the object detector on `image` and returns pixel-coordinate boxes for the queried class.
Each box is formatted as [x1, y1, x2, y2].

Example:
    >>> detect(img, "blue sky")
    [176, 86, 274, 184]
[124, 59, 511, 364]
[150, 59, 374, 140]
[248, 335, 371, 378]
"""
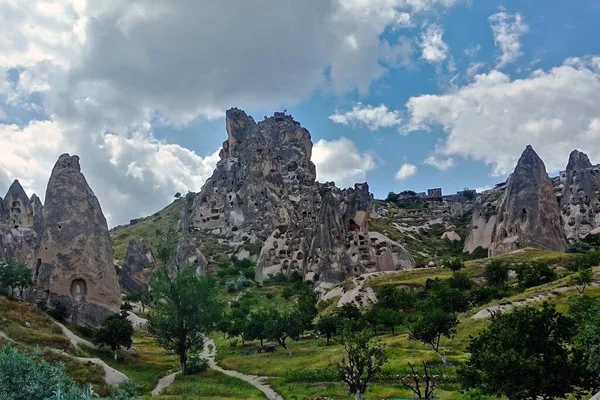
[1, 0, 600, 225]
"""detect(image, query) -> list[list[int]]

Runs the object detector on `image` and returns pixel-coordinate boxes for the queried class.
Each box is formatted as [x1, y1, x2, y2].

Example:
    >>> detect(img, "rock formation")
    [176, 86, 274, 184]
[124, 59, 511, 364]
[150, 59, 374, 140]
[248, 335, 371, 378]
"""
[36, 154, 121, 326]
[560, 150, 600, 242]
[489, 146, 568, 256]
[182, 108, 414, 282]
[3, 180, 34, 228]
[119, 239, 156, 293]
[463, 201, 498, 254]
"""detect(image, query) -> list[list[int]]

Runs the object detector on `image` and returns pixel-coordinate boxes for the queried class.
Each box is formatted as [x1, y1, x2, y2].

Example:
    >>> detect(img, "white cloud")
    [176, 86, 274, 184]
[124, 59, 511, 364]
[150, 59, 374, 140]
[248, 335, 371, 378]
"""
[464, 44, 481, 58]
[403, 57, 600, 176]
[423, 155, 454, 170]
[329, 103, 402, 130]
[419, 24, 449, 63]
[395, 163, 417, 180]
[466, 61, 485, 77]
[489, 11, 529, 68]
[0, 0, 466, 225]
[312, 137, 378, 187]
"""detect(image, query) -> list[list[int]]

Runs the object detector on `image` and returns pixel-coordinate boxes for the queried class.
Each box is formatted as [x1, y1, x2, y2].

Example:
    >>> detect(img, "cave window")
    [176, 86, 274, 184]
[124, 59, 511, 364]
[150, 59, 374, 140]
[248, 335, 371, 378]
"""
[70, 279, 87, 302]
[521, 208, 527, 221]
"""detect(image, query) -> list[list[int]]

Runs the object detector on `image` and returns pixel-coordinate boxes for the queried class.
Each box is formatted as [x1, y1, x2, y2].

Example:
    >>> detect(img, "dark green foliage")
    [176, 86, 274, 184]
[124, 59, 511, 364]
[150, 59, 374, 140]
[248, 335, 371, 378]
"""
[154, 227, 177, 266]
[93, 311, 134, 361]
[316, 313, 340, 345]
[148, 268, 222, 374]
[386, 192, 400, 203]
[282, 286, 294, 300]
[244, 308, 270, 346]
[420, 278, 469, 313]
[266, 309, 303, 355]
[0, 261, 33, 299]
[469, 284, 514, 307]
[514, 261, 557, 290]
[377, 286, 415, 311]
[447, 272, 473, 291]
[410, 308, 458, 365]
[567, 241, 591, 254]
[483, 259, 509, 286]
[567, 250, 600, 271]
[468, 246, 489, 260]
[582, 233, 600, 250]
[48, 301, 69, 322]
[567, 268, 594, 295]
[224, 276, 251, 293]
[186, 354, 209, 374]
[363, 306, 403, 335]
[460, 304, 597, 400]
[442, 258, 465, 273]
[336, 329, 387, 400]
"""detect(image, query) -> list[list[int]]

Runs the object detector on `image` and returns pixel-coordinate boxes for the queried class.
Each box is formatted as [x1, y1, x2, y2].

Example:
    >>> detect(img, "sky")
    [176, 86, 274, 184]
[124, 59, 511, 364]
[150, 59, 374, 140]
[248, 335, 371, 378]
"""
[1, 0, 600, 227]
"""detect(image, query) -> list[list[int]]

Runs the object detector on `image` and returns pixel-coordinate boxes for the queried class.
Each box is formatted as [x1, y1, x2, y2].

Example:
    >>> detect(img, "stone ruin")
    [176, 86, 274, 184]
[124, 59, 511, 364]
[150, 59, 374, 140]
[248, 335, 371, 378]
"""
[180, 108, 415, 282]
[0, 154, 121, 326]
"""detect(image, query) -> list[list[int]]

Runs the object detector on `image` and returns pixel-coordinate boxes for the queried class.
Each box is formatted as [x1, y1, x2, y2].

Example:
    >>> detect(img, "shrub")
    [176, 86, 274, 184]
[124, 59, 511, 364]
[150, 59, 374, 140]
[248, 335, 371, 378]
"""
[443, 258, 465, 272]
[483, 259, 509, 286]
[469, 284, 514, 307]
[48, 301, 69, 322]
[514, 261, 557, 290]
[186, 354, 209, 374]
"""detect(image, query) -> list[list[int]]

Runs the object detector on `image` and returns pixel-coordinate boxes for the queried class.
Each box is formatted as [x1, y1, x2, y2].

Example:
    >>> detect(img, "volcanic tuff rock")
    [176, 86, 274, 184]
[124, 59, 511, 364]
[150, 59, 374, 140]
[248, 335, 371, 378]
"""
[3, 180, 34, 228]
[36, 154, 121, 326]
[181, 108, 414, 282]
[560, 150, 600, 242]
[119, 239, 156, 294]
[463, 200, 498, 254]
[489, 146, 568, 256]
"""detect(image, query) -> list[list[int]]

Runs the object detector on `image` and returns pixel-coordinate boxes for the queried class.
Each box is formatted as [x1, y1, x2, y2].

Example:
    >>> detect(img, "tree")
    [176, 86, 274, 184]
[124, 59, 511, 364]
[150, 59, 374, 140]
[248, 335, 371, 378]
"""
[514, 261, 557, 290]
[483, 259, 509, 286]
[148, 268, 222, 374]
[399, 362, 436, 399]
[316, 313, 340, 345]
[373, 307, 403, 334]
[0, 262, 33, 299]
[460, 304, 596, 400]
[281, 286, 294, 300]
[582, 233, 600, 250]
[336, 329, 387, 400]
[386, 191, 400, 203]
[244, 308, 270, 346]
[295, 283, 318, 330]
[442, 258, 464, 273]
[410, 308, 458, 365]
[378, 286, 415, 311]
[567, 268, 593, 295]
[154, 227, 177, 267]
[266, 309, 303, 355]
[93, 311, 134, 361]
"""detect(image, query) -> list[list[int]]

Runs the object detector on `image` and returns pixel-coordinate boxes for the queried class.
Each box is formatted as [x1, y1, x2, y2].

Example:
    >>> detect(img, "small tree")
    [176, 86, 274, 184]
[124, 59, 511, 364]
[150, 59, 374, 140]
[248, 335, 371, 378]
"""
[148, 268, 222, 374]
[514, 261, 557, 290]
[567, 268, 594, 295]
[399, 362, 436, 399]
[245, 308, 270, 346]
[0, 263, 33, 299]
[266, 309, 303, 355]
[443, 258, 465, 273]
[93, 312, 134, 361]
[316, 313, 340, 345]
[336, 329, 387, 400]
[483, 259, 509, 286]
[154, 227, 177, 267]
[410, 308, 458, 364]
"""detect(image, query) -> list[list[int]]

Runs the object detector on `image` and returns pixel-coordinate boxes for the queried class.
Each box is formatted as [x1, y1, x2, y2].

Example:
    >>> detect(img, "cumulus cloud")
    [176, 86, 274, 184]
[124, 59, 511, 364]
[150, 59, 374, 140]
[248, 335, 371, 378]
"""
[312, 137, 378, 187]
[419, 24, 449, 63]
[423, 155, 454, 171]
[403, 57, 600, 175]
[0, 0, 466, 225]
[329, 103, 402, 130]
[489, 11, 529, 68]
[395, 163, 417, 180]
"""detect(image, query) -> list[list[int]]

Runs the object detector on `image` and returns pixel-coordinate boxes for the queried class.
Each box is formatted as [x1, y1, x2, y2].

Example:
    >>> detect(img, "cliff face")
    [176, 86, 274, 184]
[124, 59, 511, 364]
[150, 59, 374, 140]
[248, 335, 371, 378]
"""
[36, 154, 121, 326]
[119, 239, 156, 294]
[183, 108, 414, 282]
[489, 146, 568, 256]
[560, 150, 600, 241]
[463, 201, 498, 254]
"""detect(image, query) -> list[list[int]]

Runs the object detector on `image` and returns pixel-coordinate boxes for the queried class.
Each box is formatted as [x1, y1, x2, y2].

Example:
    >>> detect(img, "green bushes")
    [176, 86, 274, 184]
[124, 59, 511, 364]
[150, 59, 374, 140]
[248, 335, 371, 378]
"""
[483, 259, 509, 286]
[514, 261, 557, 290]
[224, 276, 252, 293]
[186, 354, 209, 374]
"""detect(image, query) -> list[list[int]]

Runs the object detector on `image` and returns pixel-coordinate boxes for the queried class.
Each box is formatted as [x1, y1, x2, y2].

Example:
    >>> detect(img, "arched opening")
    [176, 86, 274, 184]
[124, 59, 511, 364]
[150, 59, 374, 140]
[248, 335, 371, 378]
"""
[70, 279, 87, 302]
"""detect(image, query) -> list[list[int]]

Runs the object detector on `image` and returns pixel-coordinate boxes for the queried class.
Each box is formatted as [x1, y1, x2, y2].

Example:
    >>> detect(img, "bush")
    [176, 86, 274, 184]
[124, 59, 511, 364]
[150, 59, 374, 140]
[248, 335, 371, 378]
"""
[48, 301, 69, 322]
[186, 354, 209, 374]
[469, 284, 514, 307]
[443, 258, 465, 272]
[483, 259, 509, 286]
[568, 242, 592, 254]
[514, 261, 557, 290]
[568, 251, 600, 271]
[109, 380, 142, 400]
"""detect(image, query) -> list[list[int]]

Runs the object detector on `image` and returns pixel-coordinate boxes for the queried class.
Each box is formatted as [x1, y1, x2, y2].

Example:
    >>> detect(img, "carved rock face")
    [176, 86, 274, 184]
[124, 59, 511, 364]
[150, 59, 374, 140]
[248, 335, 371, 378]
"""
[182, 108, 414, 282]
[3, 180, 34, 229]
[560, 150, 600, 242]
[38, 153, 121, 326]
[489, 146, 568, 256]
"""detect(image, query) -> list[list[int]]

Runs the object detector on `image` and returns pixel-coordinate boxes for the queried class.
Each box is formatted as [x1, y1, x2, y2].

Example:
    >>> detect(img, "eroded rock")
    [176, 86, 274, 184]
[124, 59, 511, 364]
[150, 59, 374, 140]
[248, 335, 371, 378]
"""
[119, 239, 156, 294]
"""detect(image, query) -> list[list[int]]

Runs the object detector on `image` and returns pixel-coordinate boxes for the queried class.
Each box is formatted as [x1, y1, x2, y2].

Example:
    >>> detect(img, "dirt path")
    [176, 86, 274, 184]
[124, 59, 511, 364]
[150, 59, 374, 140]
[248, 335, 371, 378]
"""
[0, 328, 127, 385]
[54, 321, 96, 349]
[203, 338, 283, 400]
[471, 282, 599, 319]
[151, 371, 179, 396]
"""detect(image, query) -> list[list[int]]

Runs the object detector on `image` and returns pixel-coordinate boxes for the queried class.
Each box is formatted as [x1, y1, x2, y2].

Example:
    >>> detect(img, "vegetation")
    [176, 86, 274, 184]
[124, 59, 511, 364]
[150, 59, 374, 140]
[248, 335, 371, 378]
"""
[0, 260, 33, 299]
[148, 267, 222, 374]
[93, 311, 134, 361]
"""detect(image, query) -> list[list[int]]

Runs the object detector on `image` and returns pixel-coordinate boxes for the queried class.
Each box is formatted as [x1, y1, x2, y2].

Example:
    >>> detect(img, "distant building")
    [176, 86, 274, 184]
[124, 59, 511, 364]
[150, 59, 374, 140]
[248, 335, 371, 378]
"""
[427, 188, 442, 198]
[491, 181, 507, 193]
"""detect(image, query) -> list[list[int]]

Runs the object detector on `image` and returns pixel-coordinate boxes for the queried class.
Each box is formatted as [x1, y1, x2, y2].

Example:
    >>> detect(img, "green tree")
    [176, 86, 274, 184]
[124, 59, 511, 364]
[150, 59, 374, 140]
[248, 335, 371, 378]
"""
[460, 304, 595, 400]
[386, 191, 399, 203]
[244, 308, 269, 346]
[281, 286, 294, 300]
[0, 263, 33, 299]
[574, 299, 600, 375]
[582, 233, 600, 250]
[93, 311, 134, 361]
[378, 286, 415, 311]
[483, 259, 509, 286]
[266, 309, 303, 355]
[410, 308, 458, 365]
[336, 329, 387, 400]
[316, 313, 340, 345]
[148, 268, 222, 374]
[567, 268, 594, 295]
[443, 258, 465, 273]
[154, 227, 177, 267]
[514, 261, 557, 290]
[371, 306, 403, 334]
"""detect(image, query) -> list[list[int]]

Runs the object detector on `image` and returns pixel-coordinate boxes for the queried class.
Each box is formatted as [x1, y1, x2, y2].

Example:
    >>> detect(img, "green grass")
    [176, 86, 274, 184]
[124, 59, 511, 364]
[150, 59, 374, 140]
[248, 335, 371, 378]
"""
[0, 297, 71, 351]
[156, 368, 266, 399]
[110, 199, 183, 262]
[83, 333, 179, 394]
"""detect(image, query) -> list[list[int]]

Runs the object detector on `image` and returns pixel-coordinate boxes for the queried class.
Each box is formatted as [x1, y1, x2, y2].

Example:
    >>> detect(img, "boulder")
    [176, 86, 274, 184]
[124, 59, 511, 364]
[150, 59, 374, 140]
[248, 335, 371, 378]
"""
[489, 146, 568, 256]
[119, 239, 156, 293]
[37, 154, 121, 327]
[441, 231, 461, 242]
